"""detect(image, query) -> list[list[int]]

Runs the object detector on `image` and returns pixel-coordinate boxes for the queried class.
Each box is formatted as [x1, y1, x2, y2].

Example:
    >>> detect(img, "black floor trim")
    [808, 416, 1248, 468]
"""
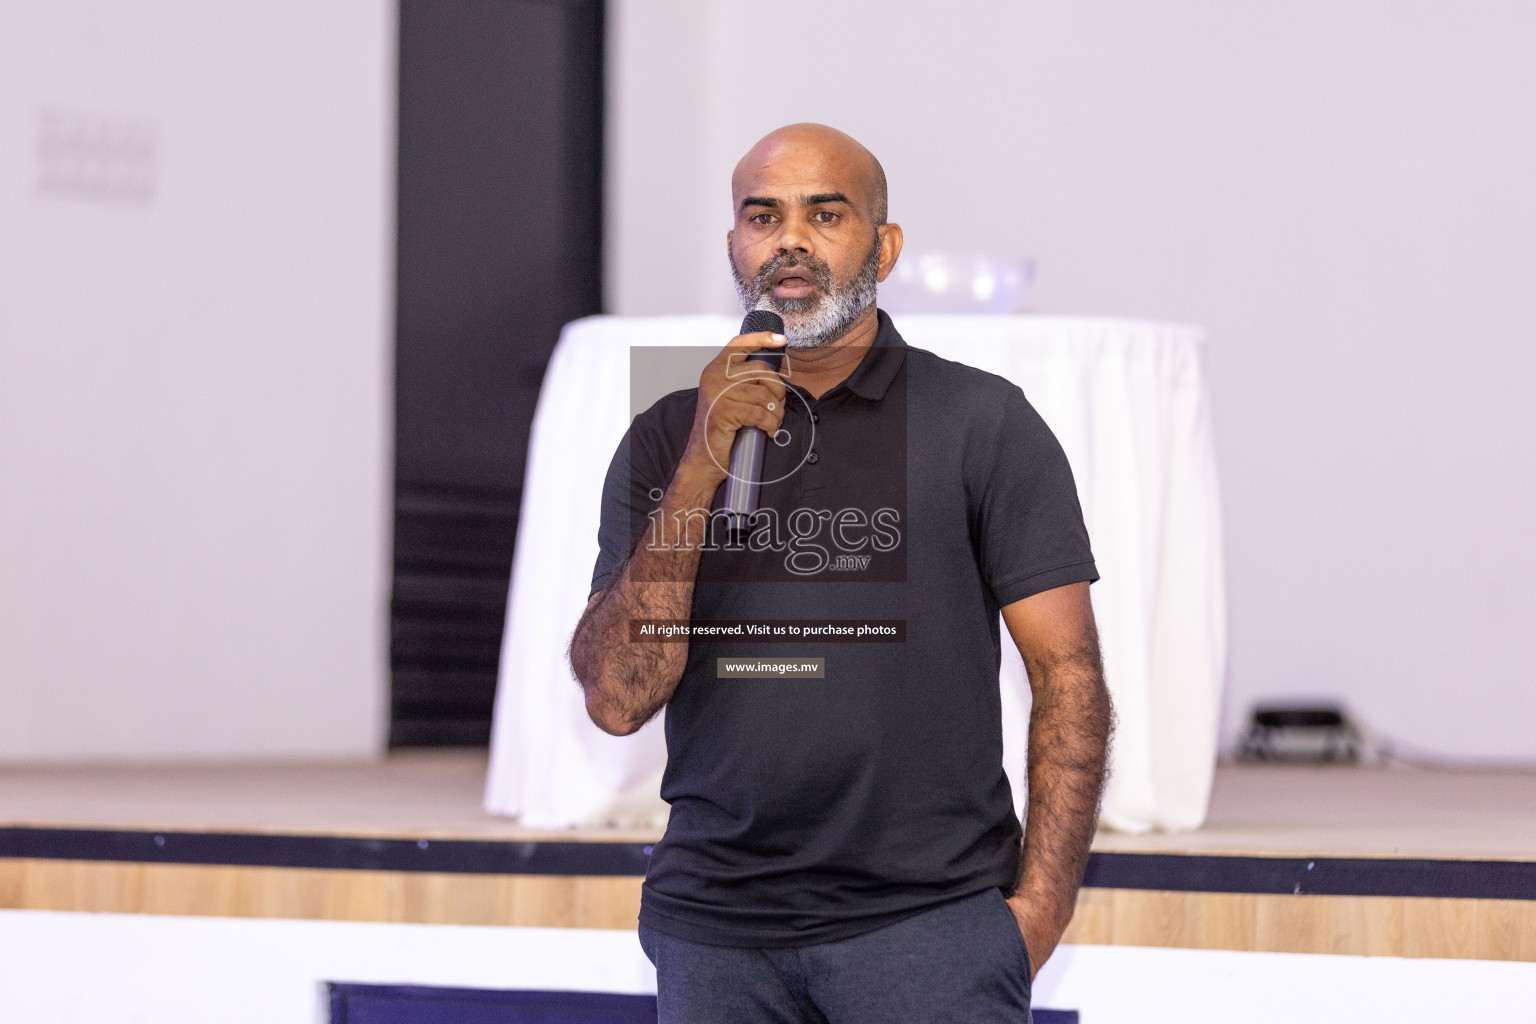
[0, 827, 650, 876]
[5, 827, 1534, 901]
[1085, 851, 1536, 901]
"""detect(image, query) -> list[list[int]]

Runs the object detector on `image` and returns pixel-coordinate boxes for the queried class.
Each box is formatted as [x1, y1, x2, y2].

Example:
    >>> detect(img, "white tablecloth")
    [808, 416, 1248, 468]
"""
[486, 315, 1226, 834]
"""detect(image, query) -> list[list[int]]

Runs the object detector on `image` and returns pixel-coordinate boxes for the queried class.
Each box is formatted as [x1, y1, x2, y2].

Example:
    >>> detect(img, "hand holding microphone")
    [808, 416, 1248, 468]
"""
[722, 311, 787, 540]
[679, 313, 788, 519]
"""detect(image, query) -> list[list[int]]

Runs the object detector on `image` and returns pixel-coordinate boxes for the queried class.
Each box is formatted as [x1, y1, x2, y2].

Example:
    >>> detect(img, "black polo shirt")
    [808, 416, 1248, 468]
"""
[591, 309, 1097, 947]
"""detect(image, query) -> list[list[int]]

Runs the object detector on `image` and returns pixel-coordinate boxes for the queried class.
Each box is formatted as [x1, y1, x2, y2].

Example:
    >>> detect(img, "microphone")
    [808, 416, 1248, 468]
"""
[722, 309, 786, 543]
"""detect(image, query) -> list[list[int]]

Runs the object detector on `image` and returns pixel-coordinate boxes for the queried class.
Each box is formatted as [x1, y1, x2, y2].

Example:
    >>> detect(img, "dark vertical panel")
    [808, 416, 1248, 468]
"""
[392, 0, 603, 746]
[561, 0, 605, 330]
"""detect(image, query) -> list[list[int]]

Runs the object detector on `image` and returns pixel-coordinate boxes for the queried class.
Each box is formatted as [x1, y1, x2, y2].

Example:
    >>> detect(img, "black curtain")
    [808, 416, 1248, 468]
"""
[391, 0, 603, 745]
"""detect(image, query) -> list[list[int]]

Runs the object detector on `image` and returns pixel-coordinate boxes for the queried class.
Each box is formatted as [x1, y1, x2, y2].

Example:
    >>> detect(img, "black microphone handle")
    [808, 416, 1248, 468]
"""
[723, 311, 785, 540]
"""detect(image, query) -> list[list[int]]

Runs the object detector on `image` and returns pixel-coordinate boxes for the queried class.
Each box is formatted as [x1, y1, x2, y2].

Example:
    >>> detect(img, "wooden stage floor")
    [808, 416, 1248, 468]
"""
[3, 752, 1534, 962]
[3, 751, 1534, 857]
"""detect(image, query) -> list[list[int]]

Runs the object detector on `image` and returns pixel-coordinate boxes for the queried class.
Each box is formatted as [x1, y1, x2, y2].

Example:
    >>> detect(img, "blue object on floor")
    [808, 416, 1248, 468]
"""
[330, 982, 1075, 1024]
[1033, 1011, 1080, 1024]
[328, 984, 658, 1024]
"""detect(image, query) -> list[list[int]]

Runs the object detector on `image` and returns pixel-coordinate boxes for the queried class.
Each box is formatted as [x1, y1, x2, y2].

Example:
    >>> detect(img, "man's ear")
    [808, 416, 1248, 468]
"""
[875, 223, 904, 283]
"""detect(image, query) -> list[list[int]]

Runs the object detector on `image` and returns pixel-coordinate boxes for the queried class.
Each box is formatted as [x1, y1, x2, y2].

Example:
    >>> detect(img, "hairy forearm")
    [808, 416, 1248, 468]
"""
[1014, 654, 1114, 932]
[569, 464, 719, 735]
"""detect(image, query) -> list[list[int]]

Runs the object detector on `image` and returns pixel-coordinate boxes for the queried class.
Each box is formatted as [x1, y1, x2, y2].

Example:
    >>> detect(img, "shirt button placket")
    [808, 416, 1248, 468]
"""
[800, 405, 824, 494]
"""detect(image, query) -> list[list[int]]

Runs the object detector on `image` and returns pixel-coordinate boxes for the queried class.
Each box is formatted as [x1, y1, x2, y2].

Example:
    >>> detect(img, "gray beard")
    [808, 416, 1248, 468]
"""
[732, 237, 881, 349]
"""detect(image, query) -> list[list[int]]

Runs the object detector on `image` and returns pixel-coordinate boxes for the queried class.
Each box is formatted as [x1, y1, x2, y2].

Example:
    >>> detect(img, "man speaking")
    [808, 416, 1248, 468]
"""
[570, 123, 1112, 1022]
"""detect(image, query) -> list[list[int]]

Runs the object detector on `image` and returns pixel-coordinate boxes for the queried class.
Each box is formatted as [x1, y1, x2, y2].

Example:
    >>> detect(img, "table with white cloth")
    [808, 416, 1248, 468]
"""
[486, 314, 1226, 835]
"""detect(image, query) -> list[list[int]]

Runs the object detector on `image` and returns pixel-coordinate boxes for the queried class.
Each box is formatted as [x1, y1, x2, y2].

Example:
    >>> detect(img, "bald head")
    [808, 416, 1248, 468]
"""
[727, 123, 903, 347]
[732, 123, 888, 225]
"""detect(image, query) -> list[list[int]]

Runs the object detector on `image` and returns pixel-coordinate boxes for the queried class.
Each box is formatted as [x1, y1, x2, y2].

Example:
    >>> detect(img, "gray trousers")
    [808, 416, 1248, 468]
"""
[640, 887, 1032, 1024]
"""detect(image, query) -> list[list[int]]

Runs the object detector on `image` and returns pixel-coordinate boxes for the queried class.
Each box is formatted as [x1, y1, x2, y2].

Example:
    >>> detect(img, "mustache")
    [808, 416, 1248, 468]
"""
[749, 251, 834, 295]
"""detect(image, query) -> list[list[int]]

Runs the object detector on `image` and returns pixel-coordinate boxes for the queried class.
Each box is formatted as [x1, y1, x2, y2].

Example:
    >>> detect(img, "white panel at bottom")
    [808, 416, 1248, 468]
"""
[3, 912, 1535, 1023]
[1034, 942, 1536, 1023]
[0, 910, 655, 1024]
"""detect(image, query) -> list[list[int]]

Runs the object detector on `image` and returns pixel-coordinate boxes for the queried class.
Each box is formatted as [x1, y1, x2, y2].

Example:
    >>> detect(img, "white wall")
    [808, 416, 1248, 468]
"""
[0, 1, 393, 759]
[4, 912, 1535, 1024]
[0, 912, 656, 1023]
[607, 1, 1536, 760]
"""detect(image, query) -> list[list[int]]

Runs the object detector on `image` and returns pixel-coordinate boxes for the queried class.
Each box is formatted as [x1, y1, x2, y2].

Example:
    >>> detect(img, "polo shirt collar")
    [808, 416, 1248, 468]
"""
[837, 308, 907, 401]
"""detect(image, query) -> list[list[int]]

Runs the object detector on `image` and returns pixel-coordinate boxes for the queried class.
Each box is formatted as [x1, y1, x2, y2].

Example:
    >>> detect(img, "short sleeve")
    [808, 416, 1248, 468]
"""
[975, 386, 1098, 607]
[589, 413, 676, 598]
